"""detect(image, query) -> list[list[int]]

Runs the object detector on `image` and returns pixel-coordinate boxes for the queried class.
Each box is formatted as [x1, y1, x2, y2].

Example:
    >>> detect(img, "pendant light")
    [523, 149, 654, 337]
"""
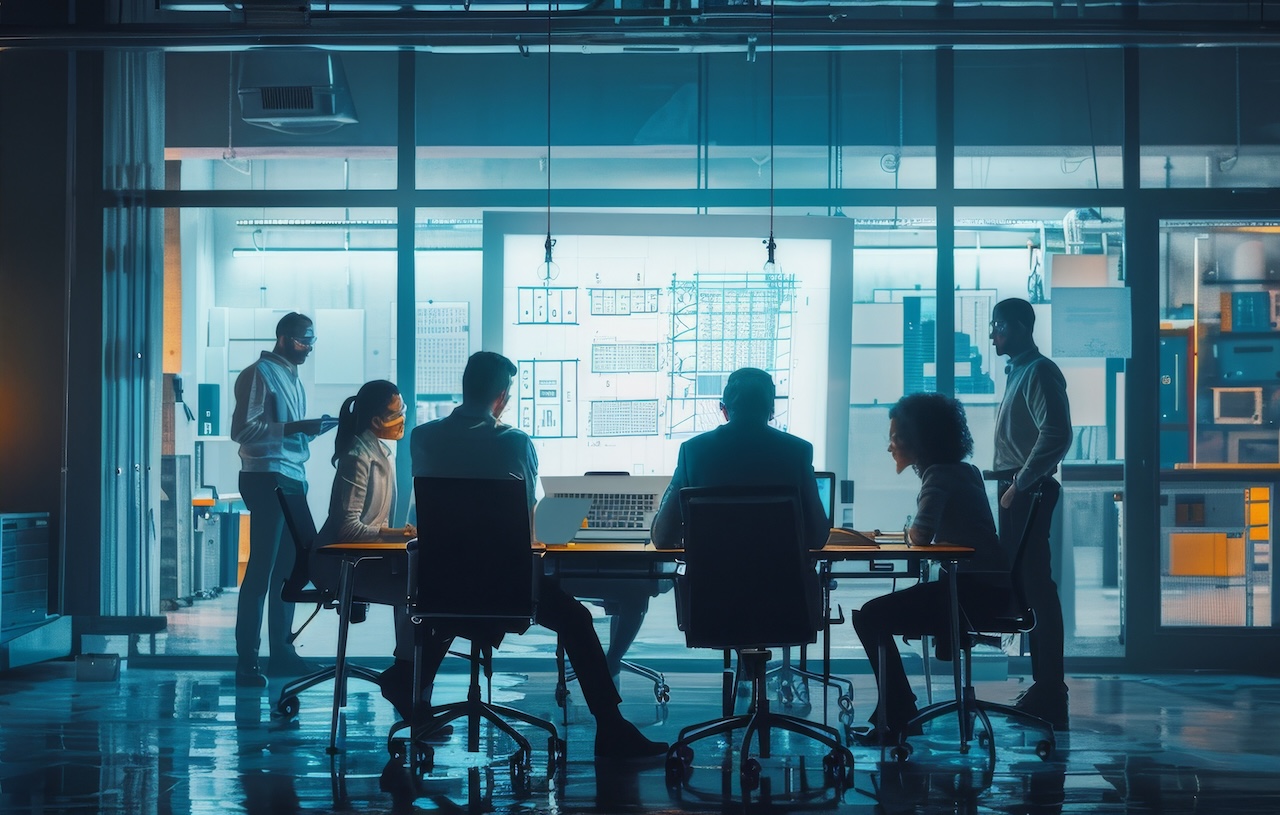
[761, 0, 778, 275]
[536, 3, 560, 283]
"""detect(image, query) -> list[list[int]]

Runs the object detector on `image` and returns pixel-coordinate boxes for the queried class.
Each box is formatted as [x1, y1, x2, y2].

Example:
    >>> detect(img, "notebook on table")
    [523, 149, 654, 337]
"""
[540, 473, 672, 543]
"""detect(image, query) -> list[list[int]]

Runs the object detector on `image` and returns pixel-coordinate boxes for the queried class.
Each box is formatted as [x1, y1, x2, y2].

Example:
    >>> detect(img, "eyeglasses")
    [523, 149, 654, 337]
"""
[989, 320, 1012, 333]
[290, 335, 317, 349]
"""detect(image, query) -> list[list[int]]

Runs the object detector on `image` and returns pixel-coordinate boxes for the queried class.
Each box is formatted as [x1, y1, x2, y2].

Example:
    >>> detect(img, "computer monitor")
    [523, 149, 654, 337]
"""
[815, 471, 836, 528]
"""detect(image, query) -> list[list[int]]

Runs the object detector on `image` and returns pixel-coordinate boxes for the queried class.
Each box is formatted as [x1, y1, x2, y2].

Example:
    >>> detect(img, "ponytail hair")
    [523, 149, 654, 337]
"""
[330, 379, 401, 466]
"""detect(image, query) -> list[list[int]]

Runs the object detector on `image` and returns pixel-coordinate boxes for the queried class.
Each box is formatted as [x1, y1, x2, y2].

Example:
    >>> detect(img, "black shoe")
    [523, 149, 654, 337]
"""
[266, 653, 313, 677]
[378, 661, 416, 722]
[594, 720, 667, 759]
[1014, 683, 1069, 731]
[235, 662, 266, 687]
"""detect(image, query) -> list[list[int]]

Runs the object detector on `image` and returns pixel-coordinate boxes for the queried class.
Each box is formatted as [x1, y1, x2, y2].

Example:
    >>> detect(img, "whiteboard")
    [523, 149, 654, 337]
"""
[1051, 287, 1131, 358]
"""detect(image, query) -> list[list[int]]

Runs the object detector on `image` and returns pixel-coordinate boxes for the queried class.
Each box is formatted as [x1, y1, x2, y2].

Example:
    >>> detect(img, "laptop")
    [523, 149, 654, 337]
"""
[814, 470, 836, 528]
[540, 474, 672, 542]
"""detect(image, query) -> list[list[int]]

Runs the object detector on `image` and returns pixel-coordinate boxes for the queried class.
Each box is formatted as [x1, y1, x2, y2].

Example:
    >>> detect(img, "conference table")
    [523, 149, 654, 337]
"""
[315, 536, 973, 753]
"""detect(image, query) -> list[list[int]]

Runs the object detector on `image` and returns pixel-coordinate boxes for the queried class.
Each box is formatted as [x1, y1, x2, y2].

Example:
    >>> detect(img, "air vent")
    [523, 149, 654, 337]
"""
[259, 86, 315, 111]
[238, 48, 358, 135]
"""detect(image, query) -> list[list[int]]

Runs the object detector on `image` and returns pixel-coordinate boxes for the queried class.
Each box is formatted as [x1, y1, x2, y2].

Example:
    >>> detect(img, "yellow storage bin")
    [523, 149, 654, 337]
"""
[1169, 532, 1246, 577]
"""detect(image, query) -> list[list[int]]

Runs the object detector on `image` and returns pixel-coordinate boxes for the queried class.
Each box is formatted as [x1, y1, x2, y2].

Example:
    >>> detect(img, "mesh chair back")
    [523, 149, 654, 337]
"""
[677, 485, 818, 650]
[276, 487, 320, 602]
[412, 476, 536, 630]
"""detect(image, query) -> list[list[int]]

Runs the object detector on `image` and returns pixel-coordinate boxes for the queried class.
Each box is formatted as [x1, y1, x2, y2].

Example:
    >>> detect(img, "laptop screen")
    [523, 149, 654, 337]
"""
[540, 474, 672, 541]
[815, 471, 836, 528]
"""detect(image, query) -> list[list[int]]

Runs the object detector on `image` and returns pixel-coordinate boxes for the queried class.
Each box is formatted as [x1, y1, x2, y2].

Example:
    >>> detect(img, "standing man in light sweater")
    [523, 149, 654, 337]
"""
[230, 312, 336, 686]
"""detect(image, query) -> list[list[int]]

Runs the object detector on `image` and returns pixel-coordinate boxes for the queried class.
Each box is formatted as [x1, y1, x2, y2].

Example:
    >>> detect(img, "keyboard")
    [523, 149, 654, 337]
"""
[557, 491, 657, 539]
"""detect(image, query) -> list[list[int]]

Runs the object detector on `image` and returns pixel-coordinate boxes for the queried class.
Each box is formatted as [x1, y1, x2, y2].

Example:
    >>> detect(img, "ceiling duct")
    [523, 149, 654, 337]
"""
[237, 48, 358, 136]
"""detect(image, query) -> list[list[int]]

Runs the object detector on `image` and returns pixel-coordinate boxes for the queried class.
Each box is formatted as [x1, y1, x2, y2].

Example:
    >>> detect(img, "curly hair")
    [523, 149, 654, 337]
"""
[888, 392, 974, 472]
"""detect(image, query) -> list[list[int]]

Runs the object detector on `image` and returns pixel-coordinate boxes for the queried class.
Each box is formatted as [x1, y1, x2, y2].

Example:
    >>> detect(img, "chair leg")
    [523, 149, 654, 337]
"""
[668, 650, 854, 787]
[907, 645, 1055, 760]
[392, 642, 563, 774]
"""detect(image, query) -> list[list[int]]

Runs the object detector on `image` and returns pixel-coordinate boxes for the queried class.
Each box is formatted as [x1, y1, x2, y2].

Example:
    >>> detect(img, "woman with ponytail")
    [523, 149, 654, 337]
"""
[312, 380, 415, 590]
[312, 380, 429, 722]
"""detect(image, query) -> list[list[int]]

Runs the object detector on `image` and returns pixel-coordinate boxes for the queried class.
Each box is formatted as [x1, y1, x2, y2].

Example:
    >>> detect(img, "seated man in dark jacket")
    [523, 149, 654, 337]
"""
[651, 367, 830, 625]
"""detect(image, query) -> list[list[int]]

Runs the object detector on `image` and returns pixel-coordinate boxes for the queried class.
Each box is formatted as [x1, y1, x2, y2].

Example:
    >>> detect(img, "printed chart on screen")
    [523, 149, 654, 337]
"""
[502, 233, 830, 477]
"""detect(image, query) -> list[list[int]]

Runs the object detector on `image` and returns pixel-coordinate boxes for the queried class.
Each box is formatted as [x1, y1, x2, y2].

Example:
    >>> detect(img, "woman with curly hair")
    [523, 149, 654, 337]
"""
[850, 392, 1006, 746]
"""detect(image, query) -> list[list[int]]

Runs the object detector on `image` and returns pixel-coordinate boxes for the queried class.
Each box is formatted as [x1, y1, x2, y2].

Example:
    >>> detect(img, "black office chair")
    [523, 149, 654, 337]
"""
[387, 476, 564, 782]
[664, 485, 854, 792]
[902, 487, 1055, 763]
[273, 487, 384, 752]
[558, 471, 671, 706]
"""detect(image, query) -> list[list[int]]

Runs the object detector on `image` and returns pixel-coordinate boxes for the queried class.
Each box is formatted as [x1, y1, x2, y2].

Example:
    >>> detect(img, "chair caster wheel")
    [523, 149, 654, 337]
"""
[665, 755, 687, 781]
[276, 695, 300, 719]
[655, 683, 671, 704]
[822, 750, 851, 784]
[388, 740, 405, 761]
[412, 743, 434, 772]
[977, 731, 992, 749]
[1035, 740, 1053, 760]
[510, 756, 530, 786]
[780, 682, 794, 705]
[554, 685, 569, 706]
[890, 743, 912, 762]
[741, 758, 762, 791]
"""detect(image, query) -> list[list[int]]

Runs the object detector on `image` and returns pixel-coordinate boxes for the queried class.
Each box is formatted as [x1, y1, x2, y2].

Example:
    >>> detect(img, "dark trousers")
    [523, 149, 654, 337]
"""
[851, 573, 1012, 730]
[406, 577, 624, 718]
[236, 471, 305, 664]
[999, 477, 1066, 690]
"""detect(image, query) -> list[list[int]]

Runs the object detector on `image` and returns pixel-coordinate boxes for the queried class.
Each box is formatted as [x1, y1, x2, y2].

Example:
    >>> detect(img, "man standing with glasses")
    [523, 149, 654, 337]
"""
[988, 297, 1073, 729]
[230, 312, 337, 686]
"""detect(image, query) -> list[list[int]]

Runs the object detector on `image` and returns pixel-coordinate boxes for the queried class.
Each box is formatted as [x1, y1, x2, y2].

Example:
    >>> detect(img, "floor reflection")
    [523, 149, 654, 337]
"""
[0, 664, 1278, 814]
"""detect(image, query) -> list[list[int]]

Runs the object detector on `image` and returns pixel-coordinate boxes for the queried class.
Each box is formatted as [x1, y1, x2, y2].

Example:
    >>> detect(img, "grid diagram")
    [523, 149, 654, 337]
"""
[591, 342, 659, 374]
[667, 272, 796, 437]
[415, 302, 469, 397]
[517, 286, 578, 325]
[589, 399, 659, 437]
[517, 359, 579, 439]
[589, 287, 660, 316]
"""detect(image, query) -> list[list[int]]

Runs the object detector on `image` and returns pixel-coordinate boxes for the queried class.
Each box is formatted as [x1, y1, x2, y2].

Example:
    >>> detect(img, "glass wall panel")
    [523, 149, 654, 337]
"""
[708, 51, 936, 191]
[1158, 219, 1277, 628]
[957, 206, 1127, 657]
[846, 209, 938, 534]
[167, 51, 397, 190]
[1140, 47, 1280, 189]
[413, 210, 484, 427]
[161, 206, 399, 658]
[955, 49, 1124, 190]
[418, 53, 701, 190]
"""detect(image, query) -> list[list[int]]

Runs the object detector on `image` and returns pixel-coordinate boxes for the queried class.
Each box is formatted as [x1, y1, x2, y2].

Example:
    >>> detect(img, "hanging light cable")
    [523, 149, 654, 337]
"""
[762, 0, 778, 274]
[537, 1, 560, 283]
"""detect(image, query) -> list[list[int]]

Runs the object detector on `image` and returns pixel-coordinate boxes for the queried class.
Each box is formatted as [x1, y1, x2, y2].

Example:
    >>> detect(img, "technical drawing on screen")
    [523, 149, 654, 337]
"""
[501, 231, 831, 478]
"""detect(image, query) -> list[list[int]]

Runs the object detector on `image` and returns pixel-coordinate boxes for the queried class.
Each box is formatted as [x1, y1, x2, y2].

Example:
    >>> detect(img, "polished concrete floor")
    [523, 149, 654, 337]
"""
[1, 655, 1278, 815]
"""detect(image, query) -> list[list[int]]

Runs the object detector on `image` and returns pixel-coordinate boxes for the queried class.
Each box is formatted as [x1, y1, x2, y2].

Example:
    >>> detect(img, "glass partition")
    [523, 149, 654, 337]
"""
[953, 206, 1128, 657]
[954, 49, 1123, 190]
[161, 206, 399, 657]
[1158, 219, 1278, 628]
